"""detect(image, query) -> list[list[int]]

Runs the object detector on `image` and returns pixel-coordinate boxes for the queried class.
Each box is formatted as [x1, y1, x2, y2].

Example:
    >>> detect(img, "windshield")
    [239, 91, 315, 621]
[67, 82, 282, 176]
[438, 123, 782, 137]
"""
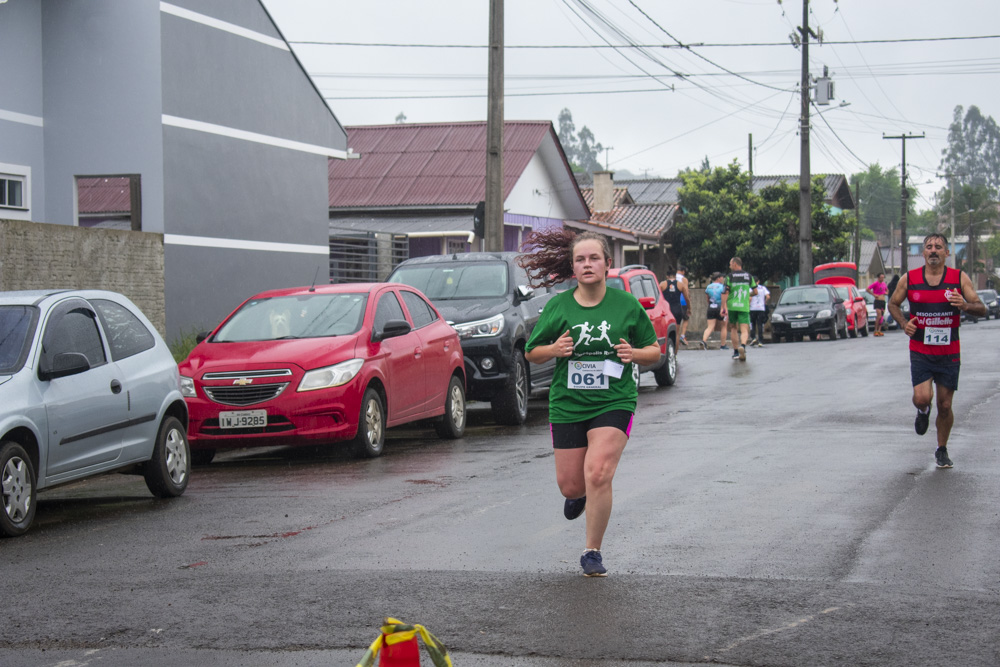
[213, 293, 368, 342]
[977, 290, 997, 300]
[833, 286, 850, 300]
[0, 305, 39, 374]
[860, 291, 874, 304]
[391, 262, 508, 299]
[779, 288, 831, 306]
[606, 277, 625, 291]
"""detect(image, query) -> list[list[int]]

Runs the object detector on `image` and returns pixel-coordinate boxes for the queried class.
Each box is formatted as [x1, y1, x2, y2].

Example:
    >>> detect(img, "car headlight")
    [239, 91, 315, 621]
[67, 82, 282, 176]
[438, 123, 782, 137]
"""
[771, 313, 784, 322]
[452, 314, 504, 339]
[179, 375, 196, 398]
[298, 358, 364, 392]
[817, 309, 832, 318]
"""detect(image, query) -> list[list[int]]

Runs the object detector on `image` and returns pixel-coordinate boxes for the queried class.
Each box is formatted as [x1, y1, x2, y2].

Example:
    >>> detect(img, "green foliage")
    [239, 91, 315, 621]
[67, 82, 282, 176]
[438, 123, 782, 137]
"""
[557, 108, 605, 173]
[169, 328, 202, 364]
[674, 161, 853, 282]
[849, 163, 915, 237]
[940, 105, 1000, 191]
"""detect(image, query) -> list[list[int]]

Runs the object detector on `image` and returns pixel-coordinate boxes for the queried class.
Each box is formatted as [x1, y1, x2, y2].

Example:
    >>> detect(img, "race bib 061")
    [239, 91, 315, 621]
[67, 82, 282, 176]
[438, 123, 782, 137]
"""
[567, 360, 609, 390]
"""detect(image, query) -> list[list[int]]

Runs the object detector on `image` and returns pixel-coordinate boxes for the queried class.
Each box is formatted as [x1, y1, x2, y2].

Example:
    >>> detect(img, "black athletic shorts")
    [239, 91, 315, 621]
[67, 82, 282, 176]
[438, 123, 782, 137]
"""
[669, 304, 687, 322]
[550, 410, 634, 449]
[874, 299, 886, 310]
[910, 350, 960, 390]
[706, 305, 723, 321]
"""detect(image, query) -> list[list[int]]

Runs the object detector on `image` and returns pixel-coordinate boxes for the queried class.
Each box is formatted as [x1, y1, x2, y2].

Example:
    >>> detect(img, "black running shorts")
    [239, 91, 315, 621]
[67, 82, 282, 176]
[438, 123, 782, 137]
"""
[550, 410, 634, 449]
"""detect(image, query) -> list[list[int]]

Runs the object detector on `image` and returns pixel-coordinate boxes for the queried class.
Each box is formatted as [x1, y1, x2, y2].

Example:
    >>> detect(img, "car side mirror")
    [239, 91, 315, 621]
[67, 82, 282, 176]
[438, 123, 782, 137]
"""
[196, 331, 211, 343]
[638, 296, 655, 310]
[39, 352, 90, 381]
[517, 284, 535, 300]
[373, 319, 411, 342]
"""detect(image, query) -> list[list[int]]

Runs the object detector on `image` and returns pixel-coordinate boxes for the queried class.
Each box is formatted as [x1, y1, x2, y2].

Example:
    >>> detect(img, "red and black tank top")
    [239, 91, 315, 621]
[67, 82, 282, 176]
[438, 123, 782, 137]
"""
[906, 266, 961, 355]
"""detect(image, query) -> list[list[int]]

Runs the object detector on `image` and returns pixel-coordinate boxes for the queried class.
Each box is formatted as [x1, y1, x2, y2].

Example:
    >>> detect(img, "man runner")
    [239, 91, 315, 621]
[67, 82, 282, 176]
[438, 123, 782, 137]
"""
[888, 234, 986, 468]
[720, 257, 757, 362]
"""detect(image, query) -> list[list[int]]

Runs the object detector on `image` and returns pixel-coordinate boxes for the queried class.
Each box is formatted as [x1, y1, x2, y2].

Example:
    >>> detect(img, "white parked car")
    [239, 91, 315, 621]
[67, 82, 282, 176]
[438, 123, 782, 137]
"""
[1, 290, 190, 537]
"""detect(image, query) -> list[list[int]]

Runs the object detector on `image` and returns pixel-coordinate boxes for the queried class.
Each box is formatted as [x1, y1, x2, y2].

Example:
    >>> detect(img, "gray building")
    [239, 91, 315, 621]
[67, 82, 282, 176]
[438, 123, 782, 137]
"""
[0, 0, 348, 340]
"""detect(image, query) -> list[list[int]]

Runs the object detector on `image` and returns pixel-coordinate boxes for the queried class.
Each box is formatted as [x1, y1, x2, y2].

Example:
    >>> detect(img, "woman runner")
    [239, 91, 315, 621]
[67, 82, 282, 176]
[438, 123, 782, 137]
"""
[519, 230, 660, 577]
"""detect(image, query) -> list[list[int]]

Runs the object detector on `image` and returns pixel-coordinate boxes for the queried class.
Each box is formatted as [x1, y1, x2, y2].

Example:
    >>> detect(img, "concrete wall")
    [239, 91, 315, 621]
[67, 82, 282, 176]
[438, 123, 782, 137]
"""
[0, 219, 165, 336]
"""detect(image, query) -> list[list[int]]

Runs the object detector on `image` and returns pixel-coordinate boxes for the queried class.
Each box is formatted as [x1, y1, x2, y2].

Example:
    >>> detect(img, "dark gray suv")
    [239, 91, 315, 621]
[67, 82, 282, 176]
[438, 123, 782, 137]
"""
[388, 253, 555, 425]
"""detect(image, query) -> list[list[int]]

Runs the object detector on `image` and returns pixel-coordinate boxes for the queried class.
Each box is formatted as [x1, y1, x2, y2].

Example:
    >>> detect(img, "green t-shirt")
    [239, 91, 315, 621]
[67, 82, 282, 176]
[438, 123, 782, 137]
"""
[724, 270, 757, 313]
[526, 286, 657, 423]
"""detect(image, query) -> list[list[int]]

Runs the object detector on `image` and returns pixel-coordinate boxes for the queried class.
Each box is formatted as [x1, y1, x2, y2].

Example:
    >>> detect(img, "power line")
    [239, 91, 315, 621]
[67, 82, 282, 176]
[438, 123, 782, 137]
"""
[288, 34, 1000, 49]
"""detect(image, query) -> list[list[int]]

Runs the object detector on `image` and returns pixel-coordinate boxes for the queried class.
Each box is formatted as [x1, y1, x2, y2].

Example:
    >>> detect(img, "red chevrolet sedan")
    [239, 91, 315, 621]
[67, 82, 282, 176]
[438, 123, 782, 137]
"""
[178, 283, 466, 463]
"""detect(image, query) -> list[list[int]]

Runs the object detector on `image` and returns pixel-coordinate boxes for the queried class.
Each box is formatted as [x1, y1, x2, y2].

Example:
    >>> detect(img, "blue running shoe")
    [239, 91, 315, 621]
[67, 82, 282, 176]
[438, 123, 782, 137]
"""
[564, 496, 586, 520]
[580, 549, 607, 577]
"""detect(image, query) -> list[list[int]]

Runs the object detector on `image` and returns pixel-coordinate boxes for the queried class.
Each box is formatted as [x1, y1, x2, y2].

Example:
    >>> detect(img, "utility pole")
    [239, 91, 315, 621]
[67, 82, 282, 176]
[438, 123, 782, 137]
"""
[945, 174, 958, 268]
[748, 133, 753, 180]
[798, 0, 815, 285]
[882, 132, 924, 275]
[484, 0, 504, 252]
[604, 146, 614, 170]
[854, 181, 861, 268]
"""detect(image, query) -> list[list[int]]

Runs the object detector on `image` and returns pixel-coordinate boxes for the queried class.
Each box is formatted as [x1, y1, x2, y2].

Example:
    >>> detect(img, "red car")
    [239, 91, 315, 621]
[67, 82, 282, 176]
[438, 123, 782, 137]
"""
[607, 265, 678, 386]
[177, 283, 466, 463]
[814, 262, 869, 338]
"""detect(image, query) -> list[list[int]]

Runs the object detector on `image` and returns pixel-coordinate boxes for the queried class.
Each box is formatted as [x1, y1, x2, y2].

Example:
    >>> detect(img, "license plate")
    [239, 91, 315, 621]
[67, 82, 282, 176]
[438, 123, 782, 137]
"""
[219, 410, 267, 429]
[790, 321, 808, 329]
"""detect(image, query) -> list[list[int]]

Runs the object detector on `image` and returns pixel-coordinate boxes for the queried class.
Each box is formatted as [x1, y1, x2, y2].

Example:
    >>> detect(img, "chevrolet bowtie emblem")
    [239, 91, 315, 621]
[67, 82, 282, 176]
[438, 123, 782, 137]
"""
[233, 378, 253, 386]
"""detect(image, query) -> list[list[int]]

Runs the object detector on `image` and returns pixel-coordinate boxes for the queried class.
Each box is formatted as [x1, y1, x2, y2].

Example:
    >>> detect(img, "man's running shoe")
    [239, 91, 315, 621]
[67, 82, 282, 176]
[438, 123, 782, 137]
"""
[580, 549, 608, 577]
[914, 409, 930, 436]
[732, 350, 739, 360]
[699, 340, 708, 350]
[935, 447, 954, 468]
[738, 345, 746, 361]
[719, 345, 729, 350]
[680, 335, 687, 346]
[564, 496, 586, 520]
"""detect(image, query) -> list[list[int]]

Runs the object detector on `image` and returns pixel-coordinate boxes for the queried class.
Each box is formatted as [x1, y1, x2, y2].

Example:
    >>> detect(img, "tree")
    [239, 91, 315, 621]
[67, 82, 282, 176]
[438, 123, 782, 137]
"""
[556, 108, 605, 173]
[849, 163, 915, 242]
[940, 105, 1000, 191]
[673, 161, 853, 282]
[395, 112, 407, 124]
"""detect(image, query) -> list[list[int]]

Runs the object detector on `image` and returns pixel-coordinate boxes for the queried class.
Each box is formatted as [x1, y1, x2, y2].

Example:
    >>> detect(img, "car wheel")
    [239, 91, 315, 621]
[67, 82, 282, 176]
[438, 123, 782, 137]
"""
[653, 338, 677, 387]
[143, 416, 191, 498]
[1, 441, 37, 538]
[828, 322, 838, 340]
[434, 375, 466, 439]
[838, 318, 848, 339]
[353, 387, 386, 458]
[859, 319, 868, 337]
[491, 349, 529, 425]
[191, 449, 216, 466]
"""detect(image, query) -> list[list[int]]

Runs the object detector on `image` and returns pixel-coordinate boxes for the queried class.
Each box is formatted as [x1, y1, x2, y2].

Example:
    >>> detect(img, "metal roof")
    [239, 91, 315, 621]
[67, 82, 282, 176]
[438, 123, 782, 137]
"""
[330, 213, 472, 236]
[76, 177, 130, 214]
[329, 121, 585, 210]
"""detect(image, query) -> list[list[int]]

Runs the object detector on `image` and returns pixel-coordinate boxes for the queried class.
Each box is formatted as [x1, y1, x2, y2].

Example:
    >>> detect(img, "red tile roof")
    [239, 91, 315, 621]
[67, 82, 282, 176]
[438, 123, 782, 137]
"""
[329, 121, 557, 208]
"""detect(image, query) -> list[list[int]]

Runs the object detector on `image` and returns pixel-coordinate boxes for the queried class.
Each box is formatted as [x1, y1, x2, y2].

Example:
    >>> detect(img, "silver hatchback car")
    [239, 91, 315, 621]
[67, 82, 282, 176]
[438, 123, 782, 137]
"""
[1, 290, 190, 537]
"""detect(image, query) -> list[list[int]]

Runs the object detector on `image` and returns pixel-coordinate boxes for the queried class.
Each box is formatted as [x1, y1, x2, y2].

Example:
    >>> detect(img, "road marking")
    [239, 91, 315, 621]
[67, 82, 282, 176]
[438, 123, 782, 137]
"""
[715, 607, 842, 655]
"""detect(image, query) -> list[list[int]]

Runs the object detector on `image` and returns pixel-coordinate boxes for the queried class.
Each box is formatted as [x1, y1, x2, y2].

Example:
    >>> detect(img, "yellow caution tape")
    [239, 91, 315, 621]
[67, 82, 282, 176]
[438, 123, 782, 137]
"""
[355, 617, 452, 667]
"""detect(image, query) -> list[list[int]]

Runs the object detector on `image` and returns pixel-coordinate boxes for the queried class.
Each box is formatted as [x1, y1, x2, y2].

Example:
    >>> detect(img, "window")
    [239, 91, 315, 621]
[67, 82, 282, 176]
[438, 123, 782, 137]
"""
[41, 304, 107, 371]
[76, 175, 141, 230]
[91, 299, 156, 361]
[0, 162, 30, 220]
[373, 292, 406, 332]
[400, 290, 438, 329]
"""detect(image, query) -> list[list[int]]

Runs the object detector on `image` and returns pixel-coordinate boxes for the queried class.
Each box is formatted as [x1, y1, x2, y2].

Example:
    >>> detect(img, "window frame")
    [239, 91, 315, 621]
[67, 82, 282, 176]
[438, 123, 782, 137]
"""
[0, 162, 31, 221]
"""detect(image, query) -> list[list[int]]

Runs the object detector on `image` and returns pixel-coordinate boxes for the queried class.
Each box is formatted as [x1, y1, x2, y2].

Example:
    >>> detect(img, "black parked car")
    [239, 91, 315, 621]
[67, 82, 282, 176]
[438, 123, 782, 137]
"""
[387, 253, 555, 425]
[770, 285, 848, 342]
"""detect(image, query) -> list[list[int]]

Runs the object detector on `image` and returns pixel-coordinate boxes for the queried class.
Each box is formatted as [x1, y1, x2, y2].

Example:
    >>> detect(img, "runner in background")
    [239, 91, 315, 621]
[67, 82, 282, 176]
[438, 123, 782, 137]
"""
[867, 272, 889, 336]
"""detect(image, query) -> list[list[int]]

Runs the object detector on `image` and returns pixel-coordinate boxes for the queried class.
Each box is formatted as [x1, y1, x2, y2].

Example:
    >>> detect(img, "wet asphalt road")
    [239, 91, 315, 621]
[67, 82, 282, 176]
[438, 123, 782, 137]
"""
[2, 322, 999, 667]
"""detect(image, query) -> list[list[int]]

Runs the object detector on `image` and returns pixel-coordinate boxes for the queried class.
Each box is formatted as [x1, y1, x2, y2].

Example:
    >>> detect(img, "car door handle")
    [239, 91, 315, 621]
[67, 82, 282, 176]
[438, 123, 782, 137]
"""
[414, 346, 422, 359]
[110, 379, 122, 394]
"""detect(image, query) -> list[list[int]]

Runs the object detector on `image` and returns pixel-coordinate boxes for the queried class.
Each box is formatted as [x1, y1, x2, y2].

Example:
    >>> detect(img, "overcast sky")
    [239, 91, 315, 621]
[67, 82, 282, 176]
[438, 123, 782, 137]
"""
[261, 0, 1000, 212]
